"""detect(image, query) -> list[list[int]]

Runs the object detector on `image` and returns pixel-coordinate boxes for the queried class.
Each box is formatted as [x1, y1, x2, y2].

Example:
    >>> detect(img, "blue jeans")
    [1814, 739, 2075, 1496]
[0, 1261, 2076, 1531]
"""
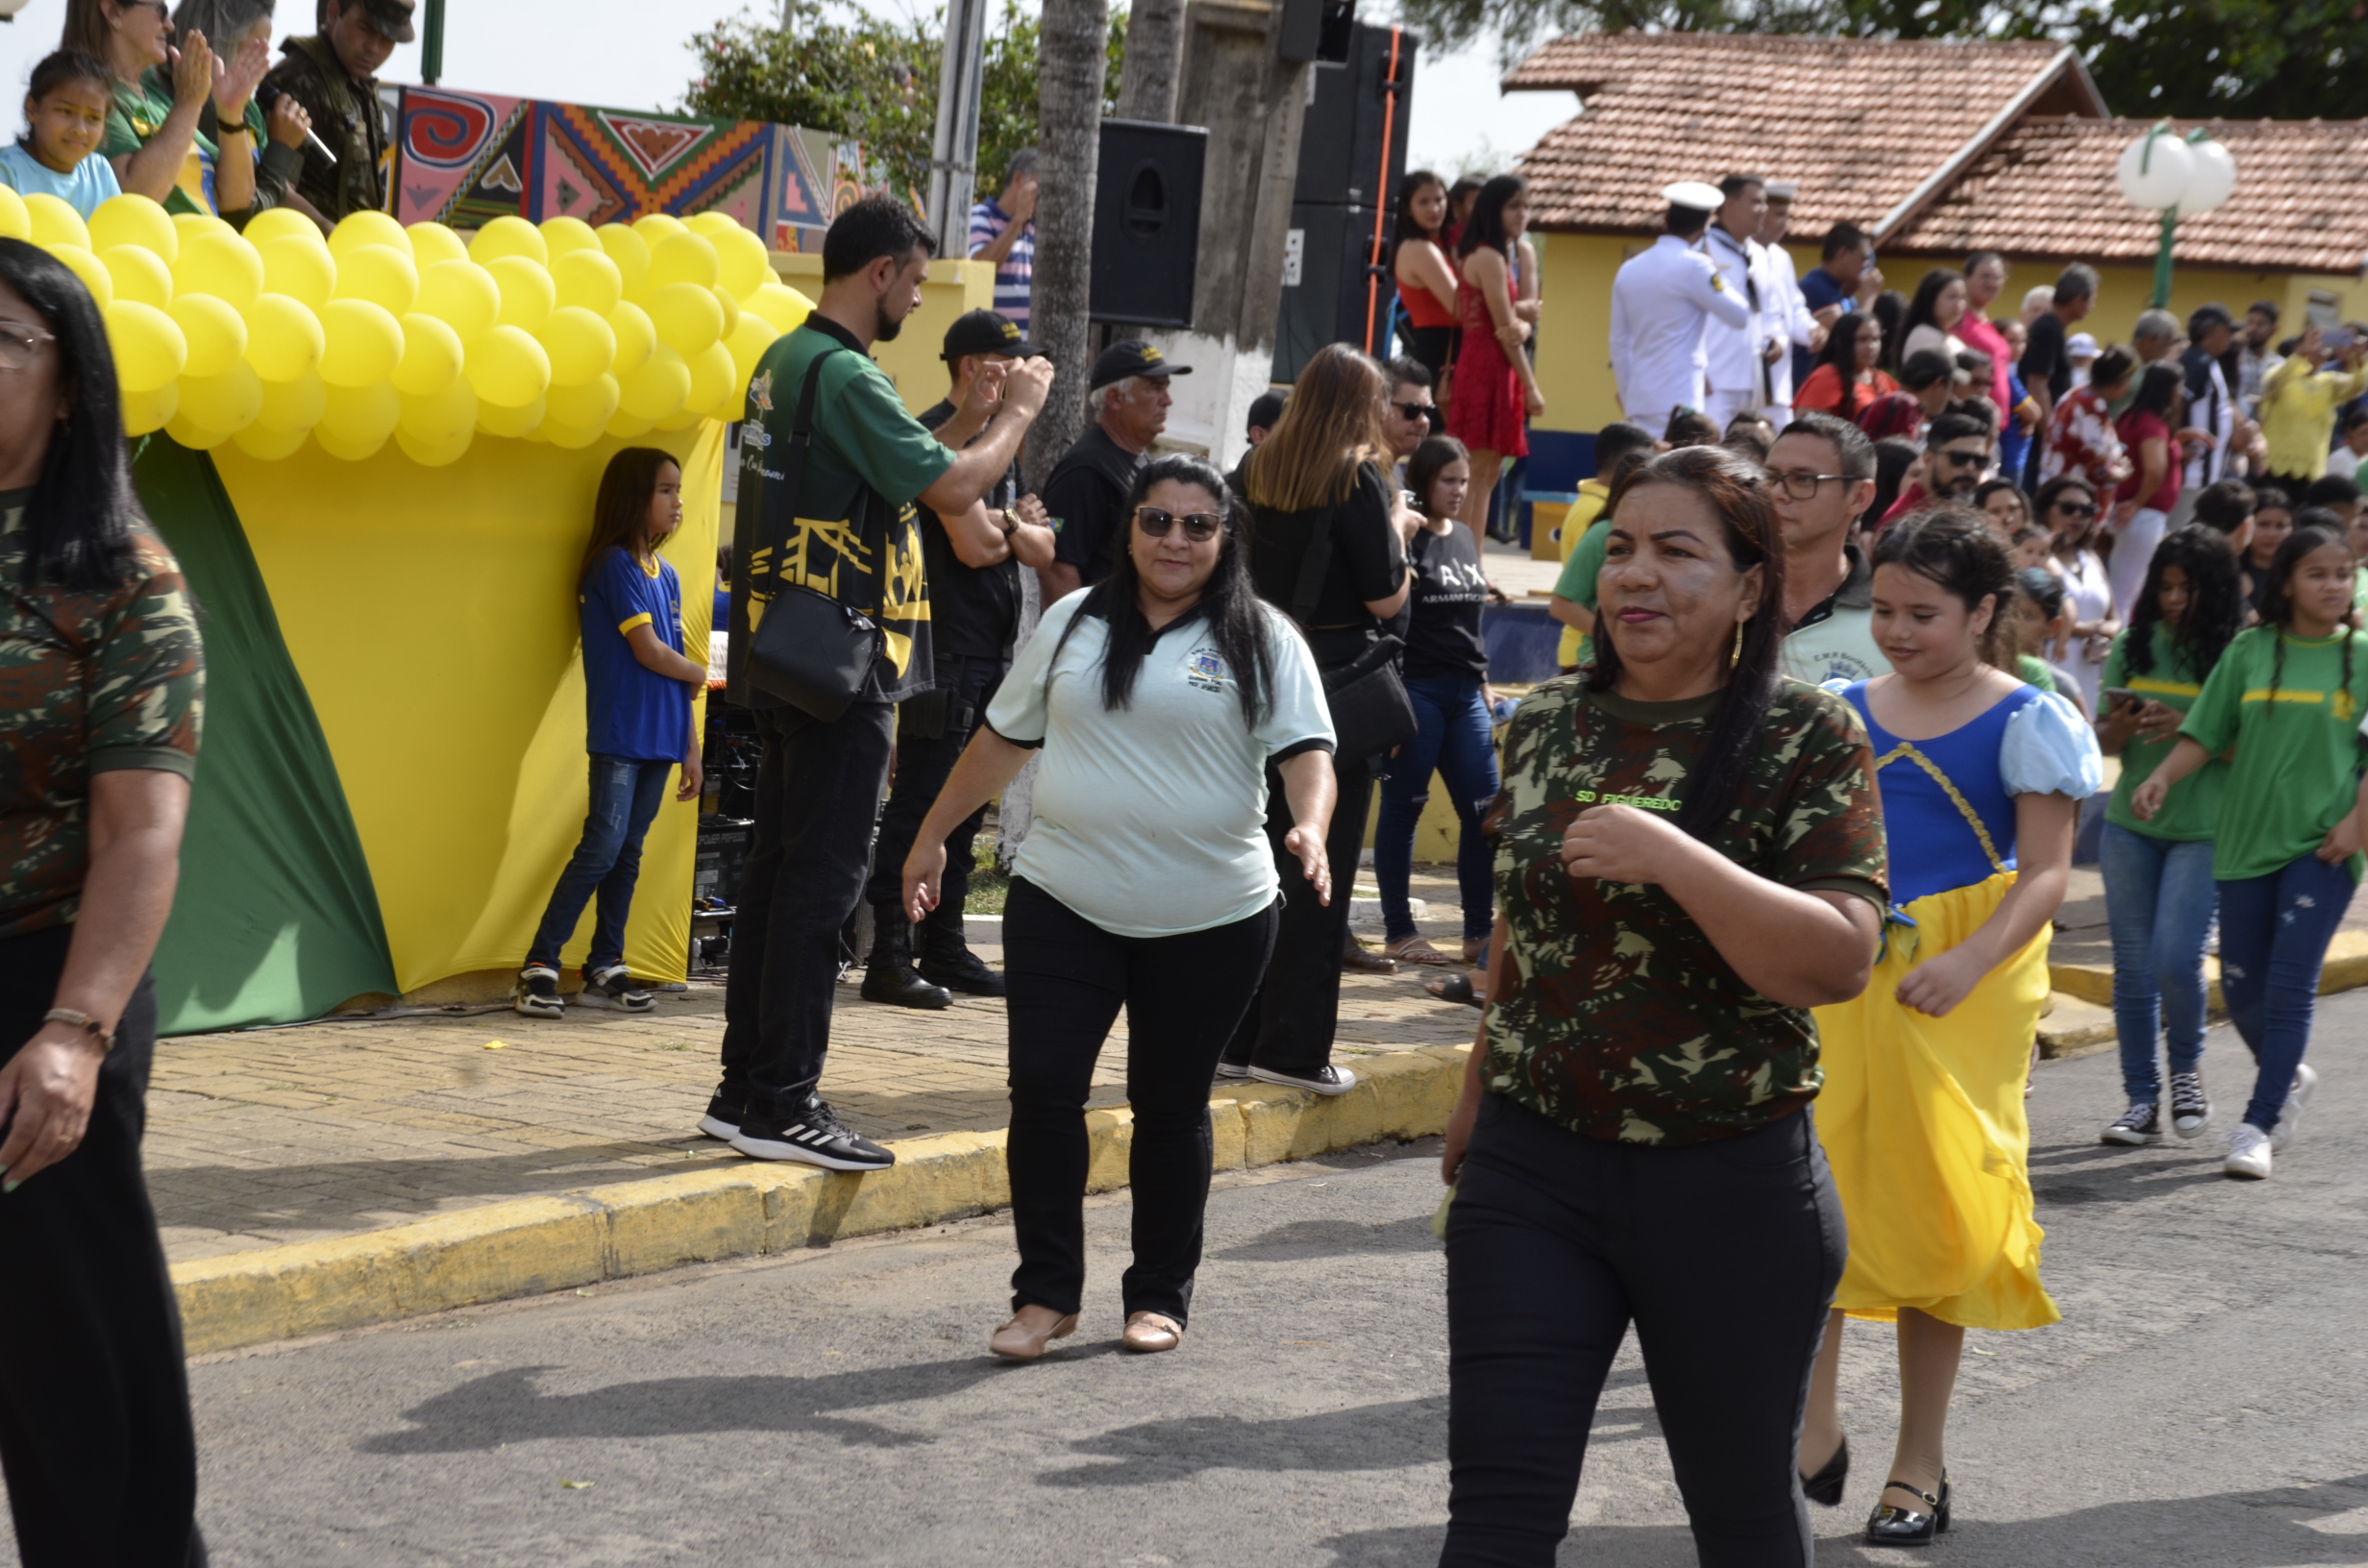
[2216, 853, 2356, 1133]
[526, 753, 676, 972]
[1375, 671, 1499, 945]
[2100, 823, 2217, 1103]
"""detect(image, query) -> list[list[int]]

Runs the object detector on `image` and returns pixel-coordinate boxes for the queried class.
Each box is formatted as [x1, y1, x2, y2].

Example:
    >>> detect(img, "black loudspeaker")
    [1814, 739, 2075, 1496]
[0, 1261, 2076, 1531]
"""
[1271, 23, 1415, 380]
[1089, 119, 1208, 329]
[1280, 0, 1358, 64]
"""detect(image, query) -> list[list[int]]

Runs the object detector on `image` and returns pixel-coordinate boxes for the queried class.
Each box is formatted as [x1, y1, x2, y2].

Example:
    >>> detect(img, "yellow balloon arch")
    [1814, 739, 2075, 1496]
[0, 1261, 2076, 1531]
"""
[0, 187, 812, 464]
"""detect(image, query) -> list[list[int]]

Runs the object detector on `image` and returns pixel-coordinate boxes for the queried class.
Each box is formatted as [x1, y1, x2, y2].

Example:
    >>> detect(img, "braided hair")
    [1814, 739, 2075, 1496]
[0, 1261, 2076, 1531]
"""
[2125, 526, 2245, 681]
[2256, 518, 2356, 719]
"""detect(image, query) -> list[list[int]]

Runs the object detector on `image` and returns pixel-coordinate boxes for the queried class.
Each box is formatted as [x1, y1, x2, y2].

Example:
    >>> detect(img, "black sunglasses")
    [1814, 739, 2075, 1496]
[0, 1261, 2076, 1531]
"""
[2053, 500, 2098, 519]
[1936, 449, 1987, 468]
[1135, 505, 1224, 542]
[1392, 401, 1436, 423]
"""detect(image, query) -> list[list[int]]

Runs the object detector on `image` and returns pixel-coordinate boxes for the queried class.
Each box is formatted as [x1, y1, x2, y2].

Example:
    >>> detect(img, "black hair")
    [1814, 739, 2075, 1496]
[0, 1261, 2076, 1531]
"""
[2253, 484, 2294, 516]
[1407, 433, 1469, 520]
[2191, 478, 2257, 535]
[1056, 453, 1274, 727]
[1872, 506, 2020, 670]
[2053, 263, 2099, 306]
[1722, 428, 1771, 464]
[2250, 300, 2281, 323]
[1899, 348, 1955, 392]
[2257, 521, 2356, 715]
[1779, 409, 1876, 481]
[1717, 172, 1764, 200]
[1973, 477, 2031, 525]
[580, 447, 679, 587]
[1591, 420, 1654, 475]
[1384, 354, 1432, 392]
[1869, 437, 1920, 527]
[1904, 268, 1965, 343]
[1663, 407, 1719, 448]
[1588, 445, 1786, 840]
[2033, 474, 2101, 549]
[2015, 565, 2067, 622]
[0, 239, 144, 590]
[1810, 309, 1880, 420]
[2292, 505, 2345, 535]
[1965, 249, 2004, 277]
[2089, 346, 2135, 391]
[2125, 525, 2245, 681]
[2302, 474, 2361, 510]
[2129, 360, 2183, 422]
[1927, 411, 1988, 452]
[821, 194, 936, 282]
[1665, 204, 1711, 238]
[1391, 168, 1446, 265]
[1871, 290, 1907, 374]
[2343, 406, 2368, 432]
[1456, 175, 1526, 259]
[20, 52, 111, 142]
[1821, 221, 1866, 261]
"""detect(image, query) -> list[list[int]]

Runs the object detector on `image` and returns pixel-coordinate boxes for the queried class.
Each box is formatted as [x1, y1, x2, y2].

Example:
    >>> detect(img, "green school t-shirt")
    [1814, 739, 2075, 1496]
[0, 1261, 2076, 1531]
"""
[1551, 517, 1610, 667]
[2177, 625, 2368, 881]
[2100, 625, 2228, 843]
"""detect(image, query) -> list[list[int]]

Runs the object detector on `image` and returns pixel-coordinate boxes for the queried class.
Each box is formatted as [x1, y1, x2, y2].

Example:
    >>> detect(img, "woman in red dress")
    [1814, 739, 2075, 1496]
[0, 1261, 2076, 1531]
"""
[1393, 169, 1461, 393]
[1448, 175, 1545, 548]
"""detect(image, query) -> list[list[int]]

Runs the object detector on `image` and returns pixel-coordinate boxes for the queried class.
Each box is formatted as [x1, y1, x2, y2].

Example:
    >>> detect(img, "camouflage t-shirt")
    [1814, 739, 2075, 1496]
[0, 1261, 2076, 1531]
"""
[1484, 675, 1886, 1145]
[0, 492, 205, 939]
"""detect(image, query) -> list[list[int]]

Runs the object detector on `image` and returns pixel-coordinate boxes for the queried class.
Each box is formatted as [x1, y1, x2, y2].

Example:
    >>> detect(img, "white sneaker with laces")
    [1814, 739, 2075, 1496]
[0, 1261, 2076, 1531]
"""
[2223, 1123, 2273, 1180]
[2271, 1063, 2317, 1152]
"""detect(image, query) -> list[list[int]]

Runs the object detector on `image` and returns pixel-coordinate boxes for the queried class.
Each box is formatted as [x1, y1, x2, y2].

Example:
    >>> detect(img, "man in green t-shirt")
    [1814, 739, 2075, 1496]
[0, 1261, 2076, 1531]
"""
[716, 195, 1052, 1174]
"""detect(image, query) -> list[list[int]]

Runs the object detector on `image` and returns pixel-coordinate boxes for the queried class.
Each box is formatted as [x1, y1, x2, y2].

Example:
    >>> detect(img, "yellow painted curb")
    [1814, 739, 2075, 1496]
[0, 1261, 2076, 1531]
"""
[172, 1044, 1474, 1357]
[2049, 928, 2368, 1013]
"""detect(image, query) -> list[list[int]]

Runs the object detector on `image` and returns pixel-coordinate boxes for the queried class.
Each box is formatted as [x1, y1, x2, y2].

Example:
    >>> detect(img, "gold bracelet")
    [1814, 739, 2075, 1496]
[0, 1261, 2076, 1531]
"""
[41, 1008, 114, 1054]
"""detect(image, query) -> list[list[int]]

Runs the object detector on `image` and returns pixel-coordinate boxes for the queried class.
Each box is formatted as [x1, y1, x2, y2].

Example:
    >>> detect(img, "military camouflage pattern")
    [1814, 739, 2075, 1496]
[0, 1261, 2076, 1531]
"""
[1484, 675, 1886, 1145]
[0, 497, 204, 938]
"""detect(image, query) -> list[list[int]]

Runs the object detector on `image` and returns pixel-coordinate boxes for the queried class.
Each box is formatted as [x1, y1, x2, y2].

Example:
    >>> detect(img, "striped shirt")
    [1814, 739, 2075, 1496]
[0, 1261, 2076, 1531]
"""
[967, 196, 1034, 329]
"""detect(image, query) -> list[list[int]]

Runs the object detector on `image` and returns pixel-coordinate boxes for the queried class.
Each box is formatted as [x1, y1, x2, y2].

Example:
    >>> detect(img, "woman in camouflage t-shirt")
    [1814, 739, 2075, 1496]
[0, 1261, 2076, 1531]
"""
[1435, 447, 1887, 1567]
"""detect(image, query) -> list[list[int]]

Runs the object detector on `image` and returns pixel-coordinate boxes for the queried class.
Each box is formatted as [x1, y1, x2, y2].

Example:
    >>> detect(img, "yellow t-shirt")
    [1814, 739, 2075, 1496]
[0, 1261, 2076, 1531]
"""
[1554, 479, 1612, 667]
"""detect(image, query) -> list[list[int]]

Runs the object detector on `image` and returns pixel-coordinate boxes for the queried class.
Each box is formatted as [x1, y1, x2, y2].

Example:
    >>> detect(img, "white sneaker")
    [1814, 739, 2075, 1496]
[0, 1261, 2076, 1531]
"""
[2271, 1063, 2317, 1153]
[2223, 1123, 2273, 1180]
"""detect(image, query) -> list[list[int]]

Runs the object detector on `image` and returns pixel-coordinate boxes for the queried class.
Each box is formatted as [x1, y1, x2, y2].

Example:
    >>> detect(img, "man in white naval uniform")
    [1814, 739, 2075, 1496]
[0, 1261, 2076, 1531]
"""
[1608, 182, 1751, 440]
[1701, 172, 1784, 430]
[1756, 181, 1825, 432]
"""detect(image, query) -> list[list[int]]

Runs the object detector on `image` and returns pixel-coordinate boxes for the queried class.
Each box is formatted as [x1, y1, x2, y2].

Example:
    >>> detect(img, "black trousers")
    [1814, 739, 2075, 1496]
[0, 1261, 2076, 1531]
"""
[865, 653, 1005, 926]
[1002, 877, 1277, 1325]
[720, 700, 895, 1116]
[1442, 1095, 1845, 1568]
[1221, 747, 1373, 1076]
[0, 927, 206, 1568]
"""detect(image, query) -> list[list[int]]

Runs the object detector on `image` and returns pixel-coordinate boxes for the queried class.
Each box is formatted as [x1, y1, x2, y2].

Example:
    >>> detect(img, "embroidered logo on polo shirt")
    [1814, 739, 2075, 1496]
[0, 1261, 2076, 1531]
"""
[1186, 647, 1228, 693]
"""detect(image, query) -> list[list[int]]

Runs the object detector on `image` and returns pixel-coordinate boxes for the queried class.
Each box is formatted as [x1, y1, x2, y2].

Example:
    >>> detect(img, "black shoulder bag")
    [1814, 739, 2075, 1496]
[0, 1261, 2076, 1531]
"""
[1290, 491, 1418, 764]
[745, 346, 885, 721]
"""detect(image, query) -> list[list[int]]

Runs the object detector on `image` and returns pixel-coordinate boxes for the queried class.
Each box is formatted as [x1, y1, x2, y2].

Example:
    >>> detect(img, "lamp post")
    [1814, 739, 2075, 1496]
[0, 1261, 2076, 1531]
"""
[2116, 122, 2237, 309]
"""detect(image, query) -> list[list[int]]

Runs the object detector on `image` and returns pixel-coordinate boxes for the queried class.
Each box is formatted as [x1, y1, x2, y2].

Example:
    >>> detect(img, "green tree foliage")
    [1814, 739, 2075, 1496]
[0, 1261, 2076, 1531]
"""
[1394, 0, 2368, 121]
[684, 1, 1130, 205]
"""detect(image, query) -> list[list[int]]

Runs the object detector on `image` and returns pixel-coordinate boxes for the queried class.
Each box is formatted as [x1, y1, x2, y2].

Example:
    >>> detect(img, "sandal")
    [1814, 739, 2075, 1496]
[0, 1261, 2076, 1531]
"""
[1385, 938, 1460, 968]
[1426, 971, 1486, 1008]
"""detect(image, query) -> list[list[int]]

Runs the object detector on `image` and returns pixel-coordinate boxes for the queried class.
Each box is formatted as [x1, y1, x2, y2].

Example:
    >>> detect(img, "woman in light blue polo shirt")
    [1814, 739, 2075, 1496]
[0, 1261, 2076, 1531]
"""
[902, 453, 1338, 1362]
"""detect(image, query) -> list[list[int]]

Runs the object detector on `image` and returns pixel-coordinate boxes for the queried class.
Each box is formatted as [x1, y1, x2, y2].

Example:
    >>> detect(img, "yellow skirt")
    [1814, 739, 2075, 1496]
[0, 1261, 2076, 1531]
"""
[1811, 870, 2060, 1332]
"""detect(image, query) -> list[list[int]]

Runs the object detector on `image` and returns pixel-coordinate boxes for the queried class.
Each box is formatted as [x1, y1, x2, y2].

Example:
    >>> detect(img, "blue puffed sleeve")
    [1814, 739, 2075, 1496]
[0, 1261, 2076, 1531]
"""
[2000, 689, 2106, 797]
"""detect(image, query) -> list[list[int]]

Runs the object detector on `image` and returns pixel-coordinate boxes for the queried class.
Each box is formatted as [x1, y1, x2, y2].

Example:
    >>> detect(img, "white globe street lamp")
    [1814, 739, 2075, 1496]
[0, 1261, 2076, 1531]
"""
[2117, 123, 2237, 307]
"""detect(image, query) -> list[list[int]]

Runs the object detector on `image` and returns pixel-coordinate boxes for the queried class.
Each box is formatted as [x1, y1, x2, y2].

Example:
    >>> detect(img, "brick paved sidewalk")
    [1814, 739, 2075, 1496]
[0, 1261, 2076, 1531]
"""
[145, 874, 1487, 1265]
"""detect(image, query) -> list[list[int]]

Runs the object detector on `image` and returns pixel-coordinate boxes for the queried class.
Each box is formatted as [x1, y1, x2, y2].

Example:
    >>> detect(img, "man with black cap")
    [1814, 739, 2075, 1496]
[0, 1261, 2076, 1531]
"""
[861, 309, 1057, 1010]
[260, 0, 411, 220]
[1037, 338, 1190, 602]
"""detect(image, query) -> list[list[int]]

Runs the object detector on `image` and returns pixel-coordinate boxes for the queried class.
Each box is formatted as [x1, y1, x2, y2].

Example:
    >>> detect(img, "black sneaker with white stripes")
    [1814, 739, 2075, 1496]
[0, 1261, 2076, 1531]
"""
[578, 964, 654, 1012]
[513, 965, 563, 1018]
[729, 1099, 895, 1171]
[2101, 1102, 2161, 1146]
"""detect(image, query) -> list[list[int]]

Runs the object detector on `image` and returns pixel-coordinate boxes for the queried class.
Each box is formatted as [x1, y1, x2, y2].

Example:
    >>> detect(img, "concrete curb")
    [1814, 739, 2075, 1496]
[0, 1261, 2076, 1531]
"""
[2048, 929, 2368, 1016]
[171, 1044, 1471, 1357]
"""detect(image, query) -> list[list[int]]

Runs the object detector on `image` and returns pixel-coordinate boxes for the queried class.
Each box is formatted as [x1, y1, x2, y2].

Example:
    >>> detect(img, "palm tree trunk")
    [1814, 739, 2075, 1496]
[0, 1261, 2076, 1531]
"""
[1115, 0, 1184, 123]
[1022, 0, 1109, 489]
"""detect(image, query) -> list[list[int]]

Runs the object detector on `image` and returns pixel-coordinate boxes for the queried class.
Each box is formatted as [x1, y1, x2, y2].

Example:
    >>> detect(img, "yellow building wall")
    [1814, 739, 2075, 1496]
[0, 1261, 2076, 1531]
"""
[769, 255, 996, 413]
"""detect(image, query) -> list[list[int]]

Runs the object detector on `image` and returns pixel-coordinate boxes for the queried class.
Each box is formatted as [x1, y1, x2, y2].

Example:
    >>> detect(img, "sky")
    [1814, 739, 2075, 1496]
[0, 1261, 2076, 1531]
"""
[0, 0, 1570, 180]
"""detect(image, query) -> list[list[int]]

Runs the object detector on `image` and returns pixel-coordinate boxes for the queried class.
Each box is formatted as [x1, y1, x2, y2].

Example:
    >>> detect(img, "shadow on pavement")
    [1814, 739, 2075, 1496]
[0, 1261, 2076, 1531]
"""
[1211, 1214, 1439, 1261]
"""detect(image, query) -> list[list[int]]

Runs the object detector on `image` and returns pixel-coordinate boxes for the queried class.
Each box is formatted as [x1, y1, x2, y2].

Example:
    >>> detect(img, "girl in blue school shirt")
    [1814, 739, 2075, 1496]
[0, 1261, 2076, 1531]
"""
[0, 53, 123, 217]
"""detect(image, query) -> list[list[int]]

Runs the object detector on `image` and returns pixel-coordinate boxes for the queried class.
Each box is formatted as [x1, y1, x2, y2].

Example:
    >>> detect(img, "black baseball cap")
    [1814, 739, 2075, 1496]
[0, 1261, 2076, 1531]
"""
[941, 308, 1034, 362]
[1246, 390, 1286, 433]
[357, 0, 418, 42]
[1090, 338, 1192, 391]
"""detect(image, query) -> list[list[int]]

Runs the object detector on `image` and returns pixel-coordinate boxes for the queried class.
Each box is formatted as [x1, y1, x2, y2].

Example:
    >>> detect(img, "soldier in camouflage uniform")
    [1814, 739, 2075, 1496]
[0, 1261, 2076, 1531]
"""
[259, 0, 413, 221]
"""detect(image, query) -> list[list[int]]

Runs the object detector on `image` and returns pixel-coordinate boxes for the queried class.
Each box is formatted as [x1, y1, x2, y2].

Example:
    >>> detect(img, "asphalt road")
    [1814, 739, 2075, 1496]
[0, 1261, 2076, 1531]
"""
[27, 998, 2368, 1566]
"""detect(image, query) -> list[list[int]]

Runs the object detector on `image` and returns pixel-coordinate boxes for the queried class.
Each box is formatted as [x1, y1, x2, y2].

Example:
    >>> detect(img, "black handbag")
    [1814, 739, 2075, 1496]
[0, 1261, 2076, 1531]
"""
[1290, 489, 1418, 764]
[745, 347, 883, 721]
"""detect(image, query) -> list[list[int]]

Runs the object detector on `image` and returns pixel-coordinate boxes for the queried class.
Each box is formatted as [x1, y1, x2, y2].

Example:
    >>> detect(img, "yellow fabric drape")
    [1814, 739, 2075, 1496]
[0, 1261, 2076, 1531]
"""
[1811, 870, 2061, 1332]
[214, 424, 724, 995]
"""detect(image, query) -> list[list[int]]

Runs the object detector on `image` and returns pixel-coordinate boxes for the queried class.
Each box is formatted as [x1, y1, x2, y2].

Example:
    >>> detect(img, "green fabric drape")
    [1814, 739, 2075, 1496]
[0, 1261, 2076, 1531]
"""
[137, 439, 397, 1033]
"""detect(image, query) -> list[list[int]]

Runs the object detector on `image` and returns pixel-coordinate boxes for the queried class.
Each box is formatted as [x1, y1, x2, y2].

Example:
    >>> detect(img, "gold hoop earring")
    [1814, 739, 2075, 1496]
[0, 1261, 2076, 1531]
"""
[1730, 621, 1745, 670]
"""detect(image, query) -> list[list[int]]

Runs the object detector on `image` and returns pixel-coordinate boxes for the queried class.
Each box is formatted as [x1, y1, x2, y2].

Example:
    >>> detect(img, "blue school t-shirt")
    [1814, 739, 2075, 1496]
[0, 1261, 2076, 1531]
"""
[0, 142, 122, 218]
[581, 548, 690, 762]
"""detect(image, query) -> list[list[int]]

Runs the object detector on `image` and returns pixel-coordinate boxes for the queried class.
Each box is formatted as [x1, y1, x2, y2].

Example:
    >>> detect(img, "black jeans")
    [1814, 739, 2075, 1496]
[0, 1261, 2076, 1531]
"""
[719, 700, 895, 1116]
[0, 927, 207, 1568]
[1221, 747, 1373, 1076]
[865, 653, 1005, 927]
[1442, 1095, 1845, 1568]
[1002, 877, 1278, 1325]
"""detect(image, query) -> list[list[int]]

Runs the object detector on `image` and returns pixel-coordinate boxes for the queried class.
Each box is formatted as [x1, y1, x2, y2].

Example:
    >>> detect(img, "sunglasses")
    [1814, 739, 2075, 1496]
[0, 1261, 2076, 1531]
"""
[2053, 501, 2098, 520]
[0, 323, 55, 372]
[1936, 449, 1987, 468]
[1135, 505, 1225, 542]
[1391, 401, 1436, 424]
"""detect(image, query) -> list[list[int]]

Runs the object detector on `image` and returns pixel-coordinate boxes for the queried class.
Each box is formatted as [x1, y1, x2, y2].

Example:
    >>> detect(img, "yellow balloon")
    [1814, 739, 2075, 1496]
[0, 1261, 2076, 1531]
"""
[231, 419, 311, 460]
[165, 411, 233, 450]
[317, 299, 404, 387]
[241, 208, 322, 249]
[711, 284, 741, 341]
[545, 372, 620, 431]
[243, 293, 327, 382]
[120, 380, 177, 436]
[177, 360, 263, 435]
[712, 225, 774, 300]
[596, 223, 651, 297]
[632, 212, 687, 249]
[646, 231, 720, 293]
[684, 338, 735, 415]
[607, 300, 655, 378]
[485, 256, 556, 332]
[24, 193, 89, 252]
[415, 259, 501, 345]
[550, 248, 623, 316]
[318, 380, 401, 457]
[172, 210, 234, 244]
[726, 314, 777, 395]
[477, 394, 545, 439]
[619, 342, 690, 421]
[399, 375, 477, 444]
[104, 301, 186, 395]
[168, 292, 248, 379]
[470, 215, 548, 267]
[405, 222, 469, 270]
[539, 216, 602, 260]
[257, 370, 326, 433]
[0, 185, 29, 242]
[646, 281, 723, 357]
[604, 404, 656, 439]
[391, 312, 464, 397]
[537, 305, 616, 388]
[330, 210, 411, 259]
[395, 425, 474, 467]
[174, 231, 264, 310]
[745, 282, 813, 333]
[259, 234, 335, 310]
[102, 245, 174, 309]
[47, 245, 113, 310]
[87, 195, 178, 265]
[684, 211, 740, 239]
[465, 323, 551, 407]
[542, 415, 608, 451]
[333, 243, 419, 315]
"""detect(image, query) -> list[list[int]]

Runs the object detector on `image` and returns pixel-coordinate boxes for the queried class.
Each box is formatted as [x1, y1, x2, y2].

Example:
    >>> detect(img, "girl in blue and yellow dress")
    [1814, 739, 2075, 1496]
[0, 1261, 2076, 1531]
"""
[1800, 510, 2103, 1547]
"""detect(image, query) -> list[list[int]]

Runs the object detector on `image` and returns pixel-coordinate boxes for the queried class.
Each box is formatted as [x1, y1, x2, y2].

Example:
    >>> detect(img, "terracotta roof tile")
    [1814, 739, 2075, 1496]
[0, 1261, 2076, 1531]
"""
[1505, 32, 2093, 239]
[1887, 117, 2368, 273]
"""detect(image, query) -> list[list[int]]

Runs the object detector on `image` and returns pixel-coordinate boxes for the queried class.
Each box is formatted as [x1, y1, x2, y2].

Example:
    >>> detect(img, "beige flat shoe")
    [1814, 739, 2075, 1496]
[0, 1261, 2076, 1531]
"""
[1122, 1311, 1183, 1354]
[989, 1308, 1078, 1361]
